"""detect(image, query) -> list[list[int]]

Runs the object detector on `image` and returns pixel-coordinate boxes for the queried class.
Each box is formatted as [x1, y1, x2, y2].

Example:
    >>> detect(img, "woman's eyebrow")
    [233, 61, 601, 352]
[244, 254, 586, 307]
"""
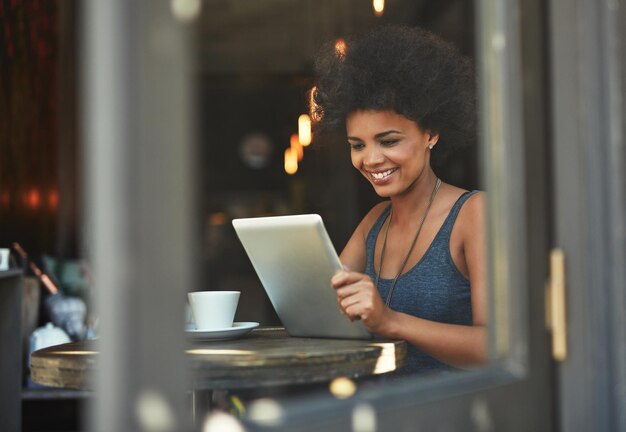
[347, 130, 402, 141]
[374, 130, 402, 138]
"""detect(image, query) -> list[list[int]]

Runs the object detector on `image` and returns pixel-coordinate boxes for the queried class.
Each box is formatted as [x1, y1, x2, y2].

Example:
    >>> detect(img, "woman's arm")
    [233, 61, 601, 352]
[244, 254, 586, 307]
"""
[332, 193, 488, 368]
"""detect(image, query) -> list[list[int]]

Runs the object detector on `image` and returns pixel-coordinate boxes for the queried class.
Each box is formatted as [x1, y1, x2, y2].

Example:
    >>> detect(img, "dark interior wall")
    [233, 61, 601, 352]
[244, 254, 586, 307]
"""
[0, 0, 59, 255]
[55, 0, 80, 259]
[0, 0, 79, 259]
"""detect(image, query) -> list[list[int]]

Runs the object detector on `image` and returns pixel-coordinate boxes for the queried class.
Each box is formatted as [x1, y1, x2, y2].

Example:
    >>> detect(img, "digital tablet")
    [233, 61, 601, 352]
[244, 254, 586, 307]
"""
[232, 214, 372, 339]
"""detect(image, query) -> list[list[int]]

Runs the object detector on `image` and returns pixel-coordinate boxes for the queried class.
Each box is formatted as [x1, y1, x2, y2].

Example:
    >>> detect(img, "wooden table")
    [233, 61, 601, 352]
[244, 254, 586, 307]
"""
[31, 328, 406, 392]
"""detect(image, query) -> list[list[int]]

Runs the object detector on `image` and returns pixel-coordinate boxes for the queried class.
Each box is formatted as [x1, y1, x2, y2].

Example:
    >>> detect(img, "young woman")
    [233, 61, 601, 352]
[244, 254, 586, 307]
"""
[312, 26, 487, 374]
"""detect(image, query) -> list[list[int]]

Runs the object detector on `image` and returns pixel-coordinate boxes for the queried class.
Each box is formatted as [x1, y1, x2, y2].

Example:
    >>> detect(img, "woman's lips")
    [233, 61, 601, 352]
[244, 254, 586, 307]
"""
[368, 168, 397, 184]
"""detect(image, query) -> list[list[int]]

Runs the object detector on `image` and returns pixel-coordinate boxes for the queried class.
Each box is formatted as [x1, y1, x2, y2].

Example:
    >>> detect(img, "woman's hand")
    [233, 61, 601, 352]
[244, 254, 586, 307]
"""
[331, 268, 395, 335]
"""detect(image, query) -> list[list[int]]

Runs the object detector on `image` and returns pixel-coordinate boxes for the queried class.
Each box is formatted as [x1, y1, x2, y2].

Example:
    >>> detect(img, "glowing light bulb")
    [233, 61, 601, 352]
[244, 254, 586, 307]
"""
[334, 38, 347, 58]
[290, 134, 303, 161]
[284, 148, 298, 175]
[298, 114, 312, 146]
[373, 0, 384, 16]
[26, 188, 41, 209]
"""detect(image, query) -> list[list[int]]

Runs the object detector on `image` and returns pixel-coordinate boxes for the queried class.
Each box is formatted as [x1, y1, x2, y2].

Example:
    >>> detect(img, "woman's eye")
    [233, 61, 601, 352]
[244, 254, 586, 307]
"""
[380, 139, 398, 146]
[350, 142, 364, 150]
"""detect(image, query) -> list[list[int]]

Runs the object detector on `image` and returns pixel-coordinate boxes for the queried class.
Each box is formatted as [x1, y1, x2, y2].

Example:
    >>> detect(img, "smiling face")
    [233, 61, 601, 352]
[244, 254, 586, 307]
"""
[346, 110, 437, 198]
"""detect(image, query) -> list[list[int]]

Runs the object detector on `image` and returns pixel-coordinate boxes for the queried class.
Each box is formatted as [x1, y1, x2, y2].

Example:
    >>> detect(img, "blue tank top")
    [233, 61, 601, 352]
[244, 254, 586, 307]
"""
[365, 191, 478, 374]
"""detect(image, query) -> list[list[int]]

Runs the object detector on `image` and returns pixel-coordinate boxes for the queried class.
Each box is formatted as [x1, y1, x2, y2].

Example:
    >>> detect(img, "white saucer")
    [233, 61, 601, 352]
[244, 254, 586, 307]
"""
[185, 322, 259, 341]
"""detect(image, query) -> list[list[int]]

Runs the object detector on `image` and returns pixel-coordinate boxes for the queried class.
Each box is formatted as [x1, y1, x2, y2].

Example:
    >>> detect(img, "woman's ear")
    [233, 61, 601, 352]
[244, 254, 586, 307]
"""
[427, 131, 439, 149]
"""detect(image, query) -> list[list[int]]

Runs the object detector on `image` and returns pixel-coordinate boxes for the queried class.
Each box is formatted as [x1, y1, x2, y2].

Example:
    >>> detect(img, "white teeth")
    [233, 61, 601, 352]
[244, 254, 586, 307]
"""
[371, 169, 394, 180]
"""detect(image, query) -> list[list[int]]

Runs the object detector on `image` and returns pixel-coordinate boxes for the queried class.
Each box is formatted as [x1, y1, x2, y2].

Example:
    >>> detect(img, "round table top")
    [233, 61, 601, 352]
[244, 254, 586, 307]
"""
[31, 328, 406, 390]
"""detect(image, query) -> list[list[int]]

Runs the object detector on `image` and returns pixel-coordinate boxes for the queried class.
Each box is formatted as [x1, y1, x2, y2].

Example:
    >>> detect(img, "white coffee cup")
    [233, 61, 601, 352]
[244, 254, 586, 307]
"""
[187, 291, 240, 330]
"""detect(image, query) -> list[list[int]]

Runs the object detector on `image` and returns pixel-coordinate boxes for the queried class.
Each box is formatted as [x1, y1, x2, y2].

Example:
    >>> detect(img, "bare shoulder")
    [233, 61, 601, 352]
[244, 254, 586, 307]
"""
[456, 191, 486, 235]
[363, 201, 390, 224]
[354, 201, 390, 238]
[339, 201, 390, 270]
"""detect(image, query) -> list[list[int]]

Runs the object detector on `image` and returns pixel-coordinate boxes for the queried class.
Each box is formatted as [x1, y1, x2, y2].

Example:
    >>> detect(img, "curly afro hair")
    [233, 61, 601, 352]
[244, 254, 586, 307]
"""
[311, 25, 476, 165]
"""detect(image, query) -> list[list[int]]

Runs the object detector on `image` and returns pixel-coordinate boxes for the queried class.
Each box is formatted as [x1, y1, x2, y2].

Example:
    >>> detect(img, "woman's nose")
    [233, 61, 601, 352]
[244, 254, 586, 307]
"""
[363, 147, 384, 167]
